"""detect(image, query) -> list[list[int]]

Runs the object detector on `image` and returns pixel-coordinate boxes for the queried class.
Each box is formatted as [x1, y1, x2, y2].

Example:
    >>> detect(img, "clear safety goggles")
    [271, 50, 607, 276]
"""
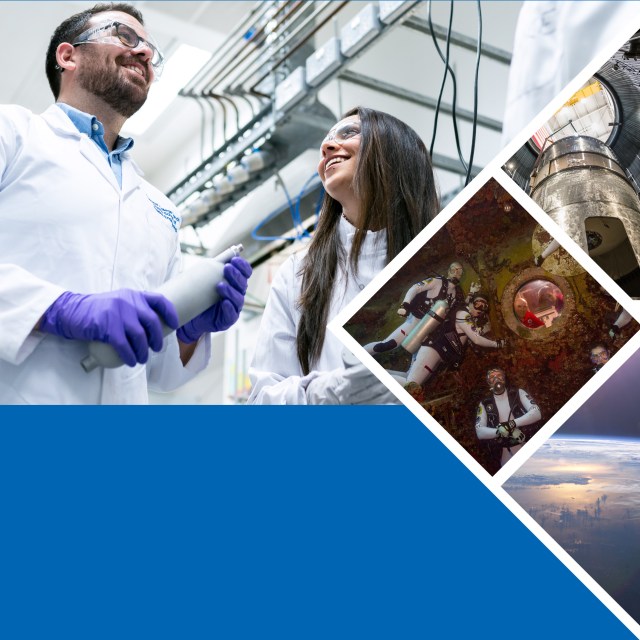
[322, 122, 361, 146]
[73, 21, 164, 76]
[590, 349, 609, 364]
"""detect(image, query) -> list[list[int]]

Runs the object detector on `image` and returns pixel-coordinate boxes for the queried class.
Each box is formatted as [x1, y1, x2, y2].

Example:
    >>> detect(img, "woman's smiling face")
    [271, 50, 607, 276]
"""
[317, 115, 361, 205]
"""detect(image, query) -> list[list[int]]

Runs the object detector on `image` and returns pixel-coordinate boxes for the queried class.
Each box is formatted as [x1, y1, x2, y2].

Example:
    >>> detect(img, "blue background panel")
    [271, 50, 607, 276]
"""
[0, 406, 634, 639]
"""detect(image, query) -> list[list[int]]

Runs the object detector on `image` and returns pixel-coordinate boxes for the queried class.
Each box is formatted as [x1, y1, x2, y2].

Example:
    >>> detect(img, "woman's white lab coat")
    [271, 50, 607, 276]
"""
[0, 105, 210, 404]
[248, 216, 387, 404]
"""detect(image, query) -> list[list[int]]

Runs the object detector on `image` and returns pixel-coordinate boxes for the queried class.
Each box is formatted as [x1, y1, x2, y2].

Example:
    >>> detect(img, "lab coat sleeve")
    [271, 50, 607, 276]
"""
[502, 2, 640, 144]
[248, 255, 318, 405]
[146, 332, 211, 392]
[0, 107, 67, 364]
[0, 105, 22, 178]
[0, 264, 65, 365]
[513, 389, 542, 428]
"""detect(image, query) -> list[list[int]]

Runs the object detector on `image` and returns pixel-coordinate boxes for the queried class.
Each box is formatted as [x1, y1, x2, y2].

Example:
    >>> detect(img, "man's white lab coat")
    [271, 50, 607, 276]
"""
[0, 105, 210, 404]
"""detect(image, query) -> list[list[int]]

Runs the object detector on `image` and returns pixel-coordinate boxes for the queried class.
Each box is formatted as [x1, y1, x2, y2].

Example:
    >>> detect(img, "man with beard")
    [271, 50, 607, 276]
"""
[364, 262, 466, 355]
[474, 367, 542, 469]
[0, 3, 252, 404]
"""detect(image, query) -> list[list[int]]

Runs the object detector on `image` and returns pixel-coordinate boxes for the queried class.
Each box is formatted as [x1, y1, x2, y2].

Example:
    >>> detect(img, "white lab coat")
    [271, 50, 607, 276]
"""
[0, 104, 210, 404]
[248, 216, 387, 404]
[502, 1, 640, 144]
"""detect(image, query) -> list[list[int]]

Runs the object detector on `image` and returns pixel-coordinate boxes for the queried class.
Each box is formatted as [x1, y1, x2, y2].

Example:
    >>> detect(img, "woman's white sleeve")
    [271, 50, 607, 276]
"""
[248, 257, 317, 405]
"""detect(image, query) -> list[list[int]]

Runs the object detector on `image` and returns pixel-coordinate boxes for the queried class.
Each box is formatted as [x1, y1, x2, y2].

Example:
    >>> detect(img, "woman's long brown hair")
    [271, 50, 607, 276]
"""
[296, 106, 440, 374]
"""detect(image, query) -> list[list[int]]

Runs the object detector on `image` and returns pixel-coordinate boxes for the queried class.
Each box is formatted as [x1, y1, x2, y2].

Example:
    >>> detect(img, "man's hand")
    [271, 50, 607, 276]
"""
[39, 289, 179, 367]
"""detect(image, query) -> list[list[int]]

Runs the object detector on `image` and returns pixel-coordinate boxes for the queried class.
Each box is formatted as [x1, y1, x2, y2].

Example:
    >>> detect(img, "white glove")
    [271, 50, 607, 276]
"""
[469, 281, 481, 295]
[306, 364, 399, 405]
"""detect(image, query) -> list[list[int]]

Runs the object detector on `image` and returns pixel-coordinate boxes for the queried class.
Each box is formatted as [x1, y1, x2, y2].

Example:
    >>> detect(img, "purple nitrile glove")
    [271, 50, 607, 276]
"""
[39, 289, 179, 367]
[177, 256, 253, 344]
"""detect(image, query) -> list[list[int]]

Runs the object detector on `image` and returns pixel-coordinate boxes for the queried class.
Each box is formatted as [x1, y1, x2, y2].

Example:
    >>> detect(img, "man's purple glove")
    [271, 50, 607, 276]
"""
[39, 289, 179, 367]
[177, 257, 252, 344]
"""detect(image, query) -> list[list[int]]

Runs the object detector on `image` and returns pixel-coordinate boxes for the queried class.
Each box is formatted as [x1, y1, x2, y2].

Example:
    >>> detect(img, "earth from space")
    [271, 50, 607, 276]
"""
[504, 436, 640, 625]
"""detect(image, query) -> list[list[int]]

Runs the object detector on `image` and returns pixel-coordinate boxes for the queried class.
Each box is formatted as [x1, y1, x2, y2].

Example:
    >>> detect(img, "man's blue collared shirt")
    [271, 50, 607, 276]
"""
[56, 103, 134, 188]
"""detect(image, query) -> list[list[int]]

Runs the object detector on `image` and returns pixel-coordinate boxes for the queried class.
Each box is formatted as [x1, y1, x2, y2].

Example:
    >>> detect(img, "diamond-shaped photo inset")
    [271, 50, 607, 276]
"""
[503, 29, 640, 299]
[342, 179, 639, 476]
[503, 345, 640, 630]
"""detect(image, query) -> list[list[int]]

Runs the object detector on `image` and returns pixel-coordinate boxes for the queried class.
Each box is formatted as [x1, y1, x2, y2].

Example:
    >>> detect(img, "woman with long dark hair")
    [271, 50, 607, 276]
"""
[248, 106, 439, 404]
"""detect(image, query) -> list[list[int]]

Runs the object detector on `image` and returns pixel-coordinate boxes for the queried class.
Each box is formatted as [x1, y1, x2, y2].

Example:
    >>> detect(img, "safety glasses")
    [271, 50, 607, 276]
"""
[322, 122, 361, 146]
[73, 21, 164, 76]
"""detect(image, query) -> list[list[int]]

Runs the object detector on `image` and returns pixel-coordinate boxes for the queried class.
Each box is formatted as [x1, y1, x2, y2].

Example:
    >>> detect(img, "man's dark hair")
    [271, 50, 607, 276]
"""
[45, 3, 144, 99]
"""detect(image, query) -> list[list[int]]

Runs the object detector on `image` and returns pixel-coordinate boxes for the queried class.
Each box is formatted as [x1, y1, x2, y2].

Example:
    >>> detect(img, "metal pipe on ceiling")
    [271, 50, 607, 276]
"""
[201, 1, 308, 93]
[183, 1, 276, 93]
[339, 70, 503, 132]
[404, 16, 512, 64]
[186, 1, 306, 96]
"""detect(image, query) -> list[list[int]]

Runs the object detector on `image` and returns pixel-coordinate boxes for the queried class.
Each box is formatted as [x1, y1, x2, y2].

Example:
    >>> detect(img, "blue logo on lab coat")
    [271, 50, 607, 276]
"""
[148, 198, 180, 232]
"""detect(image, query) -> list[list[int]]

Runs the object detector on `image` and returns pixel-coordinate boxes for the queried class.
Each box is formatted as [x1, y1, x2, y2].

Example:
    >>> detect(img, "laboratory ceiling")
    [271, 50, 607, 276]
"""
[1, 0, 530, 267]
[1, 1, 523, 199]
